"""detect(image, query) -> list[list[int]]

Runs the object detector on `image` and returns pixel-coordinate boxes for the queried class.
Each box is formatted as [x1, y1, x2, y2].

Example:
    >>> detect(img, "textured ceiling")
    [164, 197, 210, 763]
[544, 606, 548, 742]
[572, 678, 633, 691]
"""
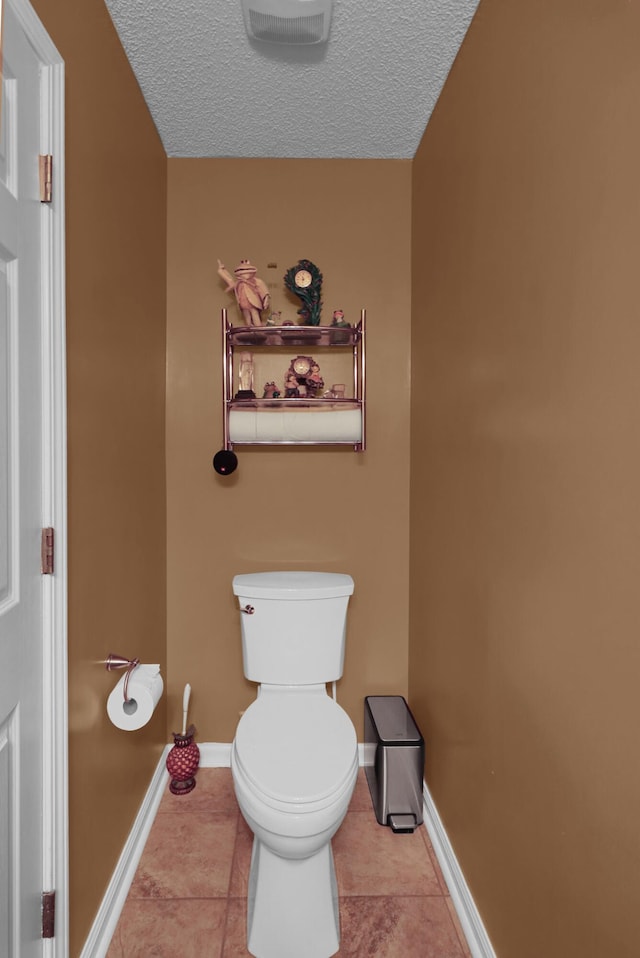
[104, 0, 480, 159]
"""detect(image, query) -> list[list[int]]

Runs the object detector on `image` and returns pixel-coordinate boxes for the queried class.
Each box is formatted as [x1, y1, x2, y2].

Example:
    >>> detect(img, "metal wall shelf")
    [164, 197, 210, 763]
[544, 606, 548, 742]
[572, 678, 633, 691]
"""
[222, 308, 366, 451]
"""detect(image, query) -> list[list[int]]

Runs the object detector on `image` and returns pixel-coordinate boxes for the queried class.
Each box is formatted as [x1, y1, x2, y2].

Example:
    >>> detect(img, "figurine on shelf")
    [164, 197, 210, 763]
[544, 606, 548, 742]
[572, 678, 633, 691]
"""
[266, 311, 282, 327]
[331, 309, 350, 328]
[323, 384, 346, 400]
[235, 352, 256, 399]
[306, 362, 325, 397]
[284, 372, 300, 398]
[283, 259, 323, 326]
[331, 308, 351, 343]
[217, 258, 270, 326]
[263, 381, 281, 399]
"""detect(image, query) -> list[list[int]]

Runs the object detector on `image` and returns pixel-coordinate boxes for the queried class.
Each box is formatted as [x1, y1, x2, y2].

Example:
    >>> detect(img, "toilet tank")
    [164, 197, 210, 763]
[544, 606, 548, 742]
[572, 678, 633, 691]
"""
[232, 571, 354, 685]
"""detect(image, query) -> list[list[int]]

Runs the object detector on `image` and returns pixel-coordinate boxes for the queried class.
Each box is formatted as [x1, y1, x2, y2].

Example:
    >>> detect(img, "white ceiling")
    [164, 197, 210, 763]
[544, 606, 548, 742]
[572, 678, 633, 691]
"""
[104, 0, 480, 159]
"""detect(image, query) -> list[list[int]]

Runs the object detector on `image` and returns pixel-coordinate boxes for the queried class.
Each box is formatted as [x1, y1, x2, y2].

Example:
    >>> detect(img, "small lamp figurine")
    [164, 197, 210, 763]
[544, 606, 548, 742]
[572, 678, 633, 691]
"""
[166, 683, 200, 795]
[235, 352, 256, 399]
[217, 258, 270, 326]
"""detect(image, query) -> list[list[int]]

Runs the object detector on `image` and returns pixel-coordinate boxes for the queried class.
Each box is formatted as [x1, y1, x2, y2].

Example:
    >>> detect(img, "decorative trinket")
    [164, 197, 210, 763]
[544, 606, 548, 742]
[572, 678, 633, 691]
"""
[284, 372, 300, 398]
[284, 356, 324, 398]
[331, 309, 350, 328]
[284, 259, 323, 326]
[263, 381, 281, 399]
[235, 352, 256, 399]
[217, 258, 270, 326]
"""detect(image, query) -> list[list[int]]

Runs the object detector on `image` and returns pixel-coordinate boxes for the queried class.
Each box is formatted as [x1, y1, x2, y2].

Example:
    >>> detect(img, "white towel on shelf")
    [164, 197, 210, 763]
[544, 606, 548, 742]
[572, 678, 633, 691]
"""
[229, 407, 362, 443]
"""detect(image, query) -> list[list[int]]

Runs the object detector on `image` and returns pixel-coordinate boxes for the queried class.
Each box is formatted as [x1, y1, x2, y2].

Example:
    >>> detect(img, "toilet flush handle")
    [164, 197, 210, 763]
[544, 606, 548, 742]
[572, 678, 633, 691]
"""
[240, 604, 255, 615]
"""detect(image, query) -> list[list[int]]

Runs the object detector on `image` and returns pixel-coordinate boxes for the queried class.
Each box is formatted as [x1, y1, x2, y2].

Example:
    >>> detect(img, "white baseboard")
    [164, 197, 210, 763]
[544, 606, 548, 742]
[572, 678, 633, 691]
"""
[198, 741, 232, 766]
[81, 744, 495, 958]
[198, 742, 366, 769]
[79, 747, 171, 958]
[422, 781, 496, 958]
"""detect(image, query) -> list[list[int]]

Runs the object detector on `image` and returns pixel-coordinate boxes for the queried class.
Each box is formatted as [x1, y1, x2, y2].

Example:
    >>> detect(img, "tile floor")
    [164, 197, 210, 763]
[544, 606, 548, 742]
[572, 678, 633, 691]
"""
[106, 768, 472, 957]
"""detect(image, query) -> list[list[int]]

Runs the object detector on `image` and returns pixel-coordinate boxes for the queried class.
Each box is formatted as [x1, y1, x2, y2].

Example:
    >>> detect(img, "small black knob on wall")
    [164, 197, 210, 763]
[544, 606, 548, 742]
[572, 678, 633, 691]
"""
[213, 449, 238, 475]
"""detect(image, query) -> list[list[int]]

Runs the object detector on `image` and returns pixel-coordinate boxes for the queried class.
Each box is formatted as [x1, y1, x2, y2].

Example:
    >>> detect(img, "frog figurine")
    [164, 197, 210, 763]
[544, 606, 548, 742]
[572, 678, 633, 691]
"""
[217, 258, 270, 326]
[262, 381, 281, 399]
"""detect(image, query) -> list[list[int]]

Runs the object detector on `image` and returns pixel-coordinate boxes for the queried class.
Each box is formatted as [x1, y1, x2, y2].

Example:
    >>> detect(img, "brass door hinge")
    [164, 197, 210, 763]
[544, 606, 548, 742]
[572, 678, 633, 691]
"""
[39, 154, 53, 203]
[41, 527, 54, 575]
[42, 890, 56, 939]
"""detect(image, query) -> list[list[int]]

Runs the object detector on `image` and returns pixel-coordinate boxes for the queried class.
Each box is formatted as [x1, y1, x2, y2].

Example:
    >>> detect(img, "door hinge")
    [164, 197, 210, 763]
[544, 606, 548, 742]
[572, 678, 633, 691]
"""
[39, 154, 53, 203]
[41, 527, 54, 575]
[42, 890, 56, 939]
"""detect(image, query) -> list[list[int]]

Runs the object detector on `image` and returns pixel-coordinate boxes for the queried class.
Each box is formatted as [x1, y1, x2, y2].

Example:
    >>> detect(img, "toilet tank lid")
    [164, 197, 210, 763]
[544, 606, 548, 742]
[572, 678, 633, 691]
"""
[233, 571, 354, 600]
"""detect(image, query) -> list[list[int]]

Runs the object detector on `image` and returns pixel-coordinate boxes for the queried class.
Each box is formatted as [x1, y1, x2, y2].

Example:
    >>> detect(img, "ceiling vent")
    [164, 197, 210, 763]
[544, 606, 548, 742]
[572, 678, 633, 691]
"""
[241, 0, 333, 45]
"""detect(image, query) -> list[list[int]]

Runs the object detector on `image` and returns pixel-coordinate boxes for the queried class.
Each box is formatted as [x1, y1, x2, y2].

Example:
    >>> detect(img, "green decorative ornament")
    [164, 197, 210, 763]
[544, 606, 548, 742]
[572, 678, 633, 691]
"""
[284, 259, 323, 326]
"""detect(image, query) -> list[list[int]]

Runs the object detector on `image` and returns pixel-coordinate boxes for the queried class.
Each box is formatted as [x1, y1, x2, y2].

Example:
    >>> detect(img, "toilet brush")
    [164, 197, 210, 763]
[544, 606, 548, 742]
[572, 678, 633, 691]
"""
[166, 683, 200, 795]
[182, 683, 191, 735]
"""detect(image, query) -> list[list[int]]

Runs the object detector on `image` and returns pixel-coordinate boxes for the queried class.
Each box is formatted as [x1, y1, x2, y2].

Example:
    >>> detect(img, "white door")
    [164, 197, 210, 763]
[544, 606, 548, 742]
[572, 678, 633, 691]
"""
[0, 1, 67, 955]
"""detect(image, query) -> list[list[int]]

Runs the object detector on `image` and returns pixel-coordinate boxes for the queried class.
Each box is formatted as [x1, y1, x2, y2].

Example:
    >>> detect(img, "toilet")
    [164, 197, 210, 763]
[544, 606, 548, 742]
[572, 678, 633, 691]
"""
[230, 571, 359, 958]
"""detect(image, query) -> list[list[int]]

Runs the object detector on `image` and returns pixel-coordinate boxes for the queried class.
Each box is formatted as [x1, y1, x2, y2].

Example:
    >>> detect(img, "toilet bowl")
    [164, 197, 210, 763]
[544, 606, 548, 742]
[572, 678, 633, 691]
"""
[230, 571, 358, 958]
[231, 685, 359, 958]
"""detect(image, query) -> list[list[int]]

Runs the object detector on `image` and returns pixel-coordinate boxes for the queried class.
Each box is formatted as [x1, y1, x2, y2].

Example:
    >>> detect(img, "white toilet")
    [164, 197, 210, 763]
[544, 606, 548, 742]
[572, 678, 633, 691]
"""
[230, 571, 359, 958]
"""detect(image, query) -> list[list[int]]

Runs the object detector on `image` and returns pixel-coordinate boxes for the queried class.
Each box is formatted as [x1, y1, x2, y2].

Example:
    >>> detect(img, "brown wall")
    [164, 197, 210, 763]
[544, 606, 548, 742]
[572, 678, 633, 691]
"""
[409, 1, 640, 956]
[28, 0, 640, 954]
[166, 158, 411, 742]
[30, 1, 167, 953]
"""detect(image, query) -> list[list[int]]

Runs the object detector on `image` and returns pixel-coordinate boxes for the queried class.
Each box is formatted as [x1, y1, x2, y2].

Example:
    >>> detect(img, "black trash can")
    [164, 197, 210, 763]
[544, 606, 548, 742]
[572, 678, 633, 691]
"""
[364, 695, 425, 833]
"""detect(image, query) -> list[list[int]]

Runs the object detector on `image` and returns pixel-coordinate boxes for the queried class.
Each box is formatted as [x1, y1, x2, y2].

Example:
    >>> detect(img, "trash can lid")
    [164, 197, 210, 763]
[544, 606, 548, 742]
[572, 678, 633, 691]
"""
[365, 696, 423, 745]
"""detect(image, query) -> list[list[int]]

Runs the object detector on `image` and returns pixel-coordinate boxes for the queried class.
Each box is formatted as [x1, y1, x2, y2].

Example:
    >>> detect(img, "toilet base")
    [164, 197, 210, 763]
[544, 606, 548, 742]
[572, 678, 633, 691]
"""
[247, 837, 340, 958]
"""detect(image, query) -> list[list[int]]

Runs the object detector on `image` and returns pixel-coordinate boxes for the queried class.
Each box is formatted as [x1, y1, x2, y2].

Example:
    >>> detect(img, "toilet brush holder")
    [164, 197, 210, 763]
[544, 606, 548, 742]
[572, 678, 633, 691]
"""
[166, 724, 200, 795]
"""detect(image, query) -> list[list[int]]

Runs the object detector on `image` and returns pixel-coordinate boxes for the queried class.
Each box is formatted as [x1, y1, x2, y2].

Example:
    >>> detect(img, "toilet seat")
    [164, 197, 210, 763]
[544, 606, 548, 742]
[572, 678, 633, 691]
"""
[234, 690, 358, 810]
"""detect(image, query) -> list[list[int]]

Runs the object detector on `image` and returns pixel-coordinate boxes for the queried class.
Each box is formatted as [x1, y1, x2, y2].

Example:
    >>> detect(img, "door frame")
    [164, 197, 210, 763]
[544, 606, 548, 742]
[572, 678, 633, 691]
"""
[9, 0, 67, 953]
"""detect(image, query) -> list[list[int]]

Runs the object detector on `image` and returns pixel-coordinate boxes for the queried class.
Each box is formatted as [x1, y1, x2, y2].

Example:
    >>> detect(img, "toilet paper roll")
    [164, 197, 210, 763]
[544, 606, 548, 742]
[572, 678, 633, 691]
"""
[107, 664, 163, 731]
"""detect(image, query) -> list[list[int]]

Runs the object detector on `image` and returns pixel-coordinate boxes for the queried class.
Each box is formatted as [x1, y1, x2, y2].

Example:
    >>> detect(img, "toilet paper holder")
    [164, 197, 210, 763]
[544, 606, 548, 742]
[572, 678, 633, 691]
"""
[104, 653, 140, 702]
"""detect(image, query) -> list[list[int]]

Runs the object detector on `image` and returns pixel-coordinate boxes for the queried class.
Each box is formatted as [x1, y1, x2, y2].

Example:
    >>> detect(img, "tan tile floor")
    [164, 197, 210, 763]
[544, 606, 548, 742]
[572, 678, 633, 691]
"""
[106, 768, 472, 957]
